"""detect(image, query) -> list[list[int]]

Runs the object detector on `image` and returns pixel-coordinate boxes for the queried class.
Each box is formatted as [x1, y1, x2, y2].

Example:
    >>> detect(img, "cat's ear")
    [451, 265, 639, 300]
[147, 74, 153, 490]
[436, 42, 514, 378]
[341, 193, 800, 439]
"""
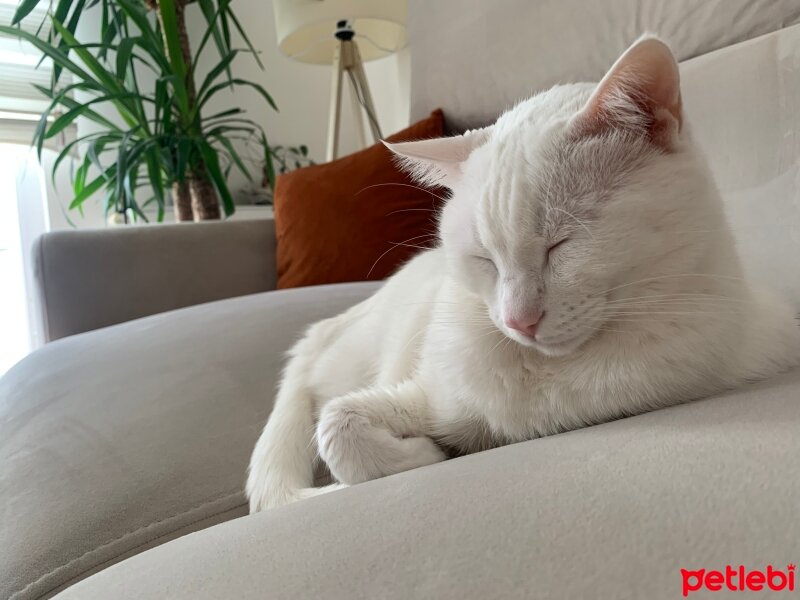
[572, 36, 682, 150]
[383, 127, 491, 188]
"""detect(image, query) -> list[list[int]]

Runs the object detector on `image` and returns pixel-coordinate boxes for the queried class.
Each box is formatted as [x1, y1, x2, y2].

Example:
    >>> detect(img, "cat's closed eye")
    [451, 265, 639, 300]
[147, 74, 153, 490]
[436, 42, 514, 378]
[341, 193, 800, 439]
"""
[471, 254, 497, 270]
[547, 238, 569, 258]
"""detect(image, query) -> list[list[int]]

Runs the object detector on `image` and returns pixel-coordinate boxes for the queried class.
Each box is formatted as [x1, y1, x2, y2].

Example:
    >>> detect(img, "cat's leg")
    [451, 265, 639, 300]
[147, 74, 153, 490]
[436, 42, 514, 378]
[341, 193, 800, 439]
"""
[316, 380, 446, 485]
[247, 327, 349, 512]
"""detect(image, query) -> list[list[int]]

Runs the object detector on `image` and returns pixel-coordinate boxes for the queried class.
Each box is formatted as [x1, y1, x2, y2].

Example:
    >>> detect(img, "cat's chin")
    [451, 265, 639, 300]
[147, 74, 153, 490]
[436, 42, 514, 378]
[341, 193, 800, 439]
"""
[532, 340, 583, 358]
[508, 332, 588, 357]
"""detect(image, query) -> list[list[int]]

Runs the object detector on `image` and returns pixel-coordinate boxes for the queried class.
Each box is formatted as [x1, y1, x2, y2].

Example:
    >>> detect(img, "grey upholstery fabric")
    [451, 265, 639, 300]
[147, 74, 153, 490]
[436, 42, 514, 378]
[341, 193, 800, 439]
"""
[409, 0, 800, 131]
[33, 219, 277, 342]
[0, 282, 379, 600]
[55, 367, 800, 600]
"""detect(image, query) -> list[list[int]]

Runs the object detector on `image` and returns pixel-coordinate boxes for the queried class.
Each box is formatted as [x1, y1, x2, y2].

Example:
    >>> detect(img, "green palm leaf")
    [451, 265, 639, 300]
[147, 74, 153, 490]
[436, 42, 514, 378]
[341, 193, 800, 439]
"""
[9, 0, 296, 222]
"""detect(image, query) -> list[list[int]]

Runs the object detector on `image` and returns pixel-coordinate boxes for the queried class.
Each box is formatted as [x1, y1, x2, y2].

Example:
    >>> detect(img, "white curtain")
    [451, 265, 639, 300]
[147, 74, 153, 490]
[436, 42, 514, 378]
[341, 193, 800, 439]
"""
[0, 144, 49, 373]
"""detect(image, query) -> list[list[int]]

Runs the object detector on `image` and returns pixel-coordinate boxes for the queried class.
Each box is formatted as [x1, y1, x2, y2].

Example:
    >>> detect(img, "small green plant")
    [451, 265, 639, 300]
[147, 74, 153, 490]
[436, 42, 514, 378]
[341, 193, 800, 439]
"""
[271, 144, 312, 175]
[2, 0, 287, 222]
[261, 144, 313, 187]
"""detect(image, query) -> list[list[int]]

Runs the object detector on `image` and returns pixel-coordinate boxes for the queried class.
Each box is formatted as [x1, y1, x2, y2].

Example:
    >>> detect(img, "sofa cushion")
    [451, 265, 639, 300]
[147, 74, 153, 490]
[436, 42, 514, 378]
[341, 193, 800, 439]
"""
[274, 109, 445, 289]
[54, 367, 800, 599]
[0, 282, 380, 600]
[680, 24, 800, 305]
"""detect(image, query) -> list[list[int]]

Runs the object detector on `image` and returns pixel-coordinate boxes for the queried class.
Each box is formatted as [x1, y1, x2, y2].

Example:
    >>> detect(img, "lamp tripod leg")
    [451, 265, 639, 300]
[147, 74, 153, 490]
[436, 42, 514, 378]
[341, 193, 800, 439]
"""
[347, 66, 368, 149]
[326, 40, 345, 161]
[326, 37, 384, 160]
[350, 42, 383, 142]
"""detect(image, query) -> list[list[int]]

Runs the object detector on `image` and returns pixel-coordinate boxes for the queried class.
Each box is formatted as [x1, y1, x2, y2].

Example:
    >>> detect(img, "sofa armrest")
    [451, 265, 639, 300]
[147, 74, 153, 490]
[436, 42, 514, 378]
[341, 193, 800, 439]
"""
[33, 218, 277, 342]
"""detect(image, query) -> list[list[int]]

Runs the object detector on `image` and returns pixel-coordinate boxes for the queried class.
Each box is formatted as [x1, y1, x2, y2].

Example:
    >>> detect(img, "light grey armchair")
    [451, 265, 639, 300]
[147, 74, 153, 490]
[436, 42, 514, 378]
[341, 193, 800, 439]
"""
[33, 219, 277, 341]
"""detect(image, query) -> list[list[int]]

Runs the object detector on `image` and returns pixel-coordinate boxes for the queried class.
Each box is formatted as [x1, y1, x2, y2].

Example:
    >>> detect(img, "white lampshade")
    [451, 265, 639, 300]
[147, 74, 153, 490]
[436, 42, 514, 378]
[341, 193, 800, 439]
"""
[273, 0, 407, 65]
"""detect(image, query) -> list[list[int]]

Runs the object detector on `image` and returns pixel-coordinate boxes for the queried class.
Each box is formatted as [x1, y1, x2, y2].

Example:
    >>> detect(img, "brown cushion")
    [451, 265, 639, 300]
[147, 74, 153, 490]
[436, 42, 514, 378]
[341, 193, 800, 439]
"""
[274, 109, 446, 289]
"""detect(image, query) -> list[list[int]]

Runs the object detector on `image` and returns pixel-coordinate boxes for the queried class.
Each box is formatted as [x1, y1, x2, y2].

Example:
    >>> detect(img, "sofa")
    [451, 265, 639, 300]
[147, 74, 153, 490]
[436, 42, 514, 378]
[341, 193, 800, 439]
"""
[2, 1, 800, 598]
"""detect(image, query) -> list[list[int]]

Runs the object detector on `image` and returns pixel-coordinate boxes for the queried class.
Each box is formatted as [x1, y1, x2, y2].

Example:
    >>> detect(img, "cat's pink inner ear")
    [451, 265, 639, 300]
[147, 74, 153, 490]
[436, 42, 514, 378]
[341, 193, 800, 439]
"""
[576, 37, 683, 149]
[383, 128, 490, 165]
[383, 128, 491, 187]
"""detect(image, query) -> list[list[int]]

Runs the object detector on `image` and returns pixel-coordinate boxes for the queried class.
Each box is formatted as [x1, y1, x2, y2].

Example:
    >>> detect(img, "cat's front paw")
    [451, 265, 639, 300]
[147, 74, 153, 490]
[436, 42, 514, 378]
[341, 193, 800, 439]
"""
[246, 472, 293, 513]
[317, 401, 446, 485]
[247, 462, 350, 513]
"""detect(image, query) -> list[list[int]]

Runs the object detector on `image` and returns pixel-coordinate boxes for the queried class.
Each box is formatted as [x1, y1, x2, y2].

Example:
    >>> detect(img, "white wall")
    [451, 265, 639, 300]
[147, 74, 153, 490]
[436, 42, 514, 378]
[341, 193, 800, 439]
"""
[185, 0, 411, 198]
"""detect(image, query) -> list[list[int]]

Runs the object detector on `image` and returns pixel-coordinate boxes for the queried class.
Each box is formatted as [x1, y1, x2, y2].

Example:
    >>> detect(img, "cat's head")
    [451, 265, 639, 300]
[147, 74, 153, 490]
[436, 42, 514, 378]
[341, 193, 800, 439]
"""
[387, 37, 719, 357]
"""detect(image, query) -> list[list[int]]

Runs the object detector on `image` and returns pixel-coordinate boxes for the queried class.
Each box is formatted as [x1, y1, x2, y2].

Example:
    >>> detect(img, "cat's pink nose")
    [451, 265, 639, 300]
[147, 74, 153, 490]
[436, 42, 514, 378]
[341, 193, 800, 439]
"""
[505, 311, 544, 337]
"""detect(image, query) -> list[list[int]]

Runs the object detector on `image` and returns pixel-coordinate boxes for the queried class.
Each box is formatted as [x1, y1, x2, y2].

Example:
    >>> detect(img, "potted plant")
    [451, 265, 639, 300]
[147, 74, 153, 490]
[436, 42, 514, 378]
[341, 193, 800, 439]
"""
[1, 0, 285, 222]
[239, 144, 313, 206]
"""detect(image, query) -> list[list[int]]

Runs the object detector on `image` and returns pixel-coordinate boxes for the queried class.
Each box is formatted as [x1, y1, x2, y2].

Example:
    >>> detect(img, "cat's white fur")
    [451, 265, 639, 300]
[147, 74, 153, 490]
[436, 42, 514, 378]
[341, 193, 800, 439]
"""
[246, 37, 800, 512]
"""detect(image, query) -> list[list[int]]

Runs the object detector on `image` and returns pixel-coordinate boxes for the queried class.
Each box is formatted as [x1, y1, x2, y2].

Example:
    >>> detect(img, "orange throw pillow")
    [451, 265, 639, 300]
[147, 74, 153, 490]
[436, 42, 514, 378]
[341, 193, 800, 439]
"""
[274, 109, 446, 289]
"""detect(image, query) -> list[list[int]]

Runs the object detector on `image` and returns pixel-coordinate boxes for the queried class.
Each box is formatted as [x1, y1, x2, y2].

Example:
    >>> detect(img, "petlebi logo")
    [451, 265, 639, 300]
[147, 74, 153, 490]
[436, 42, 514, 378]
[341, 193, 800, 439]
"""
[681, 564, 795, 596]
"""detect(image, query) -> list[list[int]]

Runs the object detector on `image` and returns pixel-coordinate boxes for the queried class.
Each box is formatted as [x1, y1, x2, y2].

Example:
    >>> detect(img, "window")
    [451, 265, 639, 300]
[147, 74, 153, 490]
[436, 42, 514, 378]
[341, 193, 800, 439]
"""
[0, 0, 76, 149]
[0, 144, 49, 374]
[0, 1, 55, 373]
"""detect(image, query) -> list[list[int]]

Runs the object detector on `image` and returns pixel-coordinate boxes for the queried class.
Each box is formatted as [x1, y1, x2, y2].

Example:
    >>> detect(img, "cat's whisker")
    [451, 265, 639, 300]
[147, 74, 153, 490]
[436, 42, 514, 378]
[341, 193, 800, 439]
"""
[427, 316, 494, 323]
[599, 302, 749, 311]
[487, 334, 511, 357]
[599, 306, 747, 313]
[604, 297, 752, 304]
[600, 311, 746, 318]
[387, 233, 441, 250]
[473, 329, 505, 342]
[600, 316, 743, 324]
[551, 324, 632, 337]
[604, 292, 754, 304]
[397, 326, 431, 355]
[426, 310, 490, 317]
[366, 232, 439, 277]
[597, 273, 747, 296]
[381, 302, 474, 312]
[498, 337, 515, 357]
[391, 242, 438, 252]
[427, 313, 489, 320]
[547, 206, 595, 240]
[430, 322, 497, 329]
[356, 182, 449, 202]
[655, 224, 795, 234]
[603, 314, 730, 324]
[390, 300, 469, 305]
[395, 232, 439, 241]
[385, 208, 441, 216]
[600, 304, 749, 312]
[599, 311, 746, 320]
[601, 304, 751, 312]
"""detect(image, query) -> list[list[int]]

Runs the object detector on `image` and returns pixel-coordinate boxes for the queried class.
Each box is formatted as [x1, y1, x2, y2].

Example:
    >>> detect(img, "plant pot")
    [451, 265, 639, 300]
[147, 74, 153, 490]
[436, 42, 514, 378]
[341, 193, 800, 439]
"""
[107, 209, 135, 226]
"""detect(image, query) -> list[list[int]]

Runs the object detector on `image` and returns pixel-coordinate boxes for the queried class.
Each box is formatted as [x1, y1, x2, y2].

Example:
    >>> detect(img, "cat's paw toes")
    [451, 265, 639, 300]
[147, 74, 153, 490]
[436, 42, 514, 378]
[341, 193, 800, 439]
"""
[396, 436, 447, 471]
[316, 398, 446, 485]
[296, 483, 349, 501]
[247, 468, 300, 513]
[247, 484, 292, 513]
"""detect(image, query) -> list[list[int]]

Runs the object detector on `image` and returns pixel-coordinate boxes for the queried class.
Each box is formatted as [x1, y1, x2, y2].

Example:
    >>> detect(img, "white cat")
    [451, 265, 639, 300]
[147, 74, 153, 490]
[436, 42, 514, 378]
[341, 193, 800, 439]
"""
[246, 37, 800, 512]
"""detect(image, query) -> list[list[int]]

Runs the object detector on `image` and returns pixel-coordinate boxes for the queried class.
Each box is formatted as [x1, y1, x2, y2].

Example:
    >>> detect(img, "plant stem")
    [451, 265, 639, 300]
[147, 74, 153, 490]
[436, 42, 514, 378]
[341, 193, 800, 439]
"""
[172, 0, 197, 103]
[155, 0, 222, 221]
[189, 172, 221, 220]
[172, 180, 193, 221]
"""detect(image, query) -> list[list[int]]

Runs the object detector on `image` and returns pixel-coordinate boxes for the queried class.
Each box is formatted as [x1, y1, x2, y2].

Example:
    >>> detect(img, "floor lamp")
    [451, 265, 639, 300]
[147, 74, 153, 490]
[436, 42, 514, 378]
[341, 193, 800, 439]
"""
[273, 0, 407, 161]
